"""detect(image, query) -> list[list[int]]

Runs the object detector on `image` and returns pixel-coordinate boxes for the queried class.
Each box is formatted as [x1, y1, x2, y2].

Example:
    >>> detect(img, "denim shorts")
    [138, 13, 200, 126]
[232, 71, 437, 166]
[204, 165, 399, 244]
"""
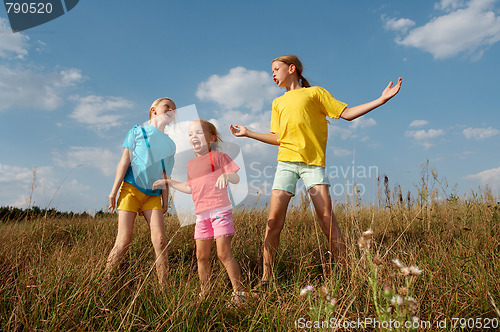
[272, 161, 330, 196]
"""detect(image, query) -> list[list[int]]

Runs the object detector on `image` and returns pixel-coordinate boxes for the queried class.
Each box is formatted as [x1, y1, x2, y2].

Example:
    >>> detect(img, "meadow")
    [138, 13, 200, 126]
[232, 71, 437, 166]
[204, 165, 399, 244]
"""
[0, 175, 499, 331]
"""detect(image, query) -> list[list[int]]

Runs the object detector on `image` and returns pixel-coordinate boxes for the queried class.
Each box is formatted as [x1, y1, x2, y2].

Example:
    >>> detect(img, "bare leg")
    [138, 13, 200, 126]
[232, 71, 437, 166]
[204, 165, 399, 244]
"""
[262, 189, 292, 281]
[143, 209, 169, 286]
[308, 185, 347, 267]
[105, 210, 136, 275]
[216, 236, 244, 292]
[196, 239, 213, 296]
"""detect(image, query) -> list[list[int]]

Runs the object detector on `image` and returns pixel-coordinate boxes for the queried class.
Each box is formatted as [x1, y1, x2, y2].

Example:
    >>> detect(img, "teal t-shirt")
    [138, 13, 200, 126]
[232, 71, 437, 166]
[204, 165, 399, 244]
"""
[123, 125, 176, 196]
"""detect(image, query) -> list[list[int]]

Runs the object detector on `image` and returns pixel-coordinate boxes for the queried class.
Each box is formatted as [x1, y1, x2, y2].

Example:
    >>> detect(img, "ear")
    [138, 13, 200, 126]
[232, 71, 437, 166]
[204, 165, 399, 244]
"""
[288, 64, 297, 75]
[150, 106, 156, 116]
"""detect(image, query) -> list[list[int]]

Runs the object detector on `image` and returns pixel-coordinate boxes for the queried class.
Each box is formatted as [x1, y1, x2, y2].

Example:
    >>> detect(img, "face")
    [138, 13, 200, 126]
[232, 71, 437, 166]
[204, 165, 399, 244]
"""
[151, 99, 176, 125]
[188, 121, 214, 156]
[272, 60, 295, 87]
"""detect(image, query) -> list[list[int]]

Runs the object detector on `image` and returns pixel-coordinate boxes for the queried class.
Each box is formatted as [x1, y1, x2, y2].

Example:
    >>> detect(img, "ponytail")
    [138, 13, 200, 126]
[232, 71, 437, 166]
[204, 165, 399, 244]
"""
[299, 75, 311, 88]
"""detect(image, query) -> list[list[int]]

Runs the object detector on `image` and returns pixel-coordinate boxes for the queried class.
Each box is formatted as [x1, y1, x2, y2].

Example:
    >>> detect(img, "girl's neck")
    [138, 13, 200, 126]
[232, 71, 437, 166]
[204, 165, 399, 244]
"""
[149, 118, 167, 132]
[195, 148, 211, 157]
[285, 80, 303, 92]
[156, 123, 167, 132]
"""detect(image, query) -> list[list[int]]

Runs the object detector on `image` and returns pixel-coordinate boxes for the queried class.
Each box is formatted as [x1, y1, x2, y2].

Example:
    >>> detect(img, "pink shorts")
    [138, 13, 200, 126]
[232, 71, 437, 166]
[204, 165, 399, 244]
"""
[194, 206, 235, 240]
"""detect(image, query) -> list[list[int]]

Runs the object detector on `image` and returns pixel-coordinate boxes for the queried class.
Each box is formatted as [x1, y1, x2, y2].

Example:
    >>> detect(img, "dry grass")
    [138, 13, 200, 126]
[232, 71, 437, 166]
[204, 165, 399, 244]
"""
[0, 185, 499, 331]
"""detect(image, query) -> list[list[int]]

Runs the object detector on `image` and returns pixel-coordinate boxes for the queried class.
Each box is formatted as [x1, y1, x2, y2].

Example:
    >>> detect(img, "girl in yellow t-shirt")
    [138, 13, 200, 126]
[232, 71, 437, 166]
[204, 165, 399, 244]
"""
[231, 54, 402, 285]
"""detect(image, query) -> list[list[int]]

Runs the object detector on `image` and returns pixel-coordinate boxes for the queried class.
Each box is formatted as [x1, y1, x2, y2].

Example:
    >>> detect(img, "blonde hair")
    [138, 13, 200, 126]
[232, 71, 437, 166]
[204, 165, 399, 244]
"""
[192, 119, 222, 151]
[149, 97, 176, 119]
[272, 54, 311, 88]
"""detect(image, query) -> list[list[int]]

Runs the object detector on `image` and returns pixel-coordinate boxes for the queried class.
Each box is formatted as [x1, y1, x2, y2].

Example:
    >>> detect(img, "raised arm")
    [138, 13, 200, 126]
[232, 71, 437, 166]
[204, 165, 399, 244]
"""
[340, 77, 402, 121]
[230, 124, 280, 146]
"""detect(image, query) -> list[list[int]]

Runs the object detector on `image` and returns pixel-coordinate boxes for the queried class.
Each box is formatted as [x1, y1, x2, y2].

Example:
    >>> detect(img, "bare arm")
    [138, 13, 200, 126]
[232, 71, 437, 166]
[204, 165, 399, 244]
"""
[108, 149, 131, 211]
[161, 171, 169, 214]
[153, 178, 192, 194]
[340, 77, 402, 121]
[230, 124, 280, 145]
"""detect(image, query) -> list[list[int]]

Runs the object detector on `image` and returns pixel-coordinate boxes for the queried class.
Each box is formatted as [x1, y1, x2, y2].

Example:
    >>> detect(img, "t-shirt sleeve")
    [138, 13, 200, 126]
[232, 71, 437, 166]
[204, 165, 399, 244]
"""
[122, 126, 138, 150]
[316, 87, 347, 119]
[270, 100, 279, 133]
[217, 152, 239, 174]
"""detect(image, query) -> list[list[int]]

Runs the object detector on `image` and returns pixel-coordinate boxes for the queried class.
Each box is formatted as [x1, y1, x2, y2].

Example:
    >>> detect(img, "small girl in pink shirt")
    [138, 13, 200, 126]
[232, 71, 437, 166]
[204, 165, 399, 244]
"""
[153, 119, 247, 305]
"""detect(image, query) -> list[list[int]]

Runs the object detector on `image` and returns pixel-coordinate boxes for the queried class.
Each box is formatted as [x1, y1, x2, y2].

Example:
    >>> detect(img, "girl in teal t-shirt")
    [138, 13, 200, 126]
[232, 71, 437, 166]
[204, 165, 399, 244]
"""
[105, 97, 176, 286]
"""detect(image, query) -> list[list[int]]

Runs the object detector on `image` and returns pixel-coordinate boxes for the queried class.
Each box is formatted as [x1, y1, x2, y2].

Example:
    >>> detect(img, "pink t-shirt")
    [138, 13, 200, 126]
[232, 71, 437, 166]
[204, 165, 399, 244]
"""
[186, 151, 239, 214]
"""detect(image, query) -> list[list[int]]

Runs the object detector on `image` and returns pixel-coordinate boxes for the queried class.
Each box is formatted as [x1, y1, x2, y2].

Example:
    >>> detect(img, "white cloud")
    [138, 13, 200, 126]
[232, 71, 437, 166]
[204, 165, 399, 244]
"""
[409, 119, 429, 127]
[385, 0, 500, 59]
[0, 66, 85, 111]
[0, 160, 101, 212]
[350, 117, 376, 129]
[330, 124, 359, 141]
[196, 66, 281, 112]
[52, 146, 120, 176]
[0, 18, 29, 59]
[462, 126, 500, 140]
[330, 147, 353, 157]
[435, 0, 466, 10]
[216, 109, 272, 136]
[465, 166, 500, 192]
[0, 163, 34, 183]
[383, 17, 416, 34]
[330, 118, 375, 140]
[0, 163, 54, 208]
[212, 108, 277, 164]
[69, 95, 134, 130]
[406, 128, 445, 148]
[56, 68, 84, 87]
[406, 128, 445, 140]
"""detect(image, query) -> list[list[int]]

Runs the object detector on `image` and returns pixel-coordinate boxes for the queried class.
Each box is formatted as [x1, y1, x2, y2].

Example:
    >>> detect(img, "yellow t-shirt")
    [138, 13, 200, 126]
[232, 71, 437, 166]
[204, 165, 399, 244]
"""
[270, 86, 347, 167]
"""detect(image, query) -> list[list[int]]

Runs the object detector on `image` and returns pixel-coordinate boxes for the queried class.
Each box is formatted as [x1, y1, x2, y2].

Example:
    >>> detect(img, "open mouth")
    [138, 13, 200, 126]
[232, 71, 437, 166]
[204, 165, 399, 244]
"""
[191, 139, 202, 149]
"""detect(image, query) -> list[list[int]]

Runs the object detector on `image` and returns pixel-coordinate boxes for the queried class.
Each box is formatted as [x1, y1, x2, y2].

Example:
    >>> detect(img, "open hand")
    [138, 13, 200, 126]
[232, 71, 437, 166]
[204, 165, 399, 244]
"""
[381, 77, 402, 103]
[215, 173, 229, 189]
[230, 124, 248, 137]
[108, 193, 116, 211]
[153, 179, 168, 190]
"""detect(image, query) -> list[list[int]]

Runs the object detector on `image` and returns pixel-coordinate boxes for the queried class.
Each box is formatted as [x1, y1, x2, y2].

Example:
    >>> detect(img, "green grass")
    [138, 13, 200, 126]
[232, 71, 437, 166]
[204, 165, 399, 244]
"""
[0, 186, 499, 331]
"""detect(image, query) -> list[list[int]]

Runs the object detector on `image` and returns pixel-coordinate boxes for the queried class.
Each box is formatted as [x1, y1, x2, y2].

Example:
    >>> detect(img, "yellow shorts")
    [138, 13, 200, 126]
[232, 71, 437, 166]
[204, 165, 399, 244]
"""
[117, 181, 162, 214]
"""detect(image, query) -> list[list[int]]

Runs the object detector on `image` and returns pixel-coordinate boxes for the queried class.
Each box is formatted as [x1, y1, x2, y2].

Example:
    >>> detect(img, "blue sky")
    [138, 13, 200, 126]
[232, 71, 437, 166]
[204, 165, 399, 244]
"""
[1, 0, 499, 213]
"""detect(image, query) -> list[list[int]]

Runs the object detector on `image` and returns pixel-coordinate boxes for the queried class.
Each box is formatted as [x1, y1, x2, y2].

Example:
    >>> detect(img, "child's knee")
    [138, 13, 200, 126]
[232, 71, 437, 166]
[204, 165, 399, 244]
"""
[151, 234, 166, 248]
[217, 250, 233, 263]
[197, 250, 211, 263]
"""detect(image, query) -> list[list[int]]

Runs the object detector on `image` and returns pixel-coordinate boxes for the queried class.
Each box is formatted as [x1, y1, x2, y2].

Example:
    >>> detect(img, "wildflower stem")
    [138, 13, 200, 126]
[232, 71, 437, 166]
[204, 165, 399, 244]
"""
[366, 250, 383, 319]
